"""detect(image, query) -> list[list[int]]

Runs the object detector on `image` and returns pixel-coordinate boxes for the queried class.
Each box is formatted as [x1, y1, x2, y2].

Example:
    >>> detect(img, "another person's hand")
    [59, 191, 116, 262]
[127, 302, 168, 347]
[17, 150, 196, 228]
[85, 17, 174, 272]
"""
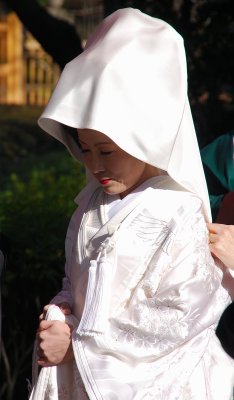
[37, 319, 74, 366]
[39, 302, 71, 321]
[207, 223, 234, 269]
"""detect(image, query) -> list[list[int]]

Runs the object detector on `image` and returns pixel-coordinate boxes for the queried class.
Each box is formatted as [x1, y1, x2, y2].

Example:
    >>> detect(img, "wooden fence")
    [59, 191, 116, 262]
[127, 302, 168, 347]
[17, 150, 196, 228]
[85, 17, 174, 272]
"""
[0, 12, 60, 106]
[24, 48, 60, 106]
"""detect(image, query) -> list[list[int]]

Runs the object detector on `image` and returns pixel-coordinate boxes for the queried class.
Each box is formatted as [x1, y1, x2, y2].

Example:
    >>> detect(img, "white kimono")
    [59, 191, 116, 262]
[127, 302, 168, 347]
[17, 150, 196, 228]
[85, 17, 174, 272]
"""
[47, 176, 234, 399]
[34, 8, 234, 399]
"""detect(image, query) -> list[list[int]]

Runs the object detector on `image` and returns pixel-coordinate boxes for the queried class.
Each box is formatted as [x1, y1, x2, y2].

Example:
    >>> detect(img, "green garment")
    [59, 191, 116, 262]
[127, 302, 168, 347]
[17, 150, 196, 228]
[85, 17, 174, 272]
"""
[201, 131, 234, 220]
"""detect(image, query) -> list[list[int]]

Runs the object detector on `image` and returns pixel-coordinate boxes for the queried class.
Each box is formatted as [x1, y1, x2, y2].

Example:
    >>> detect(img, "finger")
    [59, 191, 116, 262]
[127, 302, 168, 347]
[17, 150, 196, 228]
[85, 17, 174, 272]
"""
[37, 357, 50, 367]
[38, 320, 53, 332]
[39, 305, 50, 321]
[209, 233, 217, 244]
[37, 346, 45, 358]
[39, 314, 43, 321]
[59, 302, 72, 315]
[207, 223, 226, 234]
[39, 312, 47, 321]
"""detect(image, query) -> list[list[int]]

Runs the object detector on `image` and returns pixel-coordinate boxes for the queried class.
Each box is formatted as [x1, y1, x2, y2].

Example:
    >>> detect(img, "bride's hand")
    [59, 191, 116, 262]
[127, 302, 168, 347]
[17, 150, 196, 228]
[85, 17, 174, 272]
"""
[36, 319, 74, 366]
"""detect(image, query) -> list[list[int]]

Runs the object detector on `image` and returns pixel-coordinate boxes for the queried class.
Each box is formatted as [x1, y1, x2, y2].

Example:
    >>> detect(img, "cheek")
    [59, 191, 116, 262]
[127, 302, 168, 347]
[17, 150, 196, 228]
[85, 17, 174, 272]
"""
[122, 160, 145, 183]
[127, 158, 145, 173]
[82, 154, 93, 169]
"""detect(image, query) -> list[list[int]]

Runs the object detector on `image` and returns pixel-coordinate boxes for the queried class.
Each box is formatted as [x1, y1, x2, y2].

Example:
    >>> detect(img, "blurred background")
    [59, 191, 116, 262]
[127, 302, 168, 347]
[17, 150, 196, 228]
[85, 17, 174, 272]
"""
[0, 0, 233, 398]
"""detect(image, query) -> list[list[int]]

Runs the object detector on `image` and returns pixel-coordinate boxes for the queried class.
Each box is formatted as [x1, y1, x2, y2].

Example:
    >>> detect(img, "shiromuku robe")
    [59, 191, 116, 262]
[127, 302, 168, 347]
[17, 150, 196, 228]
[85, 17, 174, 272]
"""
[32, 8, 234, 399]
[47, 176, 234, 400]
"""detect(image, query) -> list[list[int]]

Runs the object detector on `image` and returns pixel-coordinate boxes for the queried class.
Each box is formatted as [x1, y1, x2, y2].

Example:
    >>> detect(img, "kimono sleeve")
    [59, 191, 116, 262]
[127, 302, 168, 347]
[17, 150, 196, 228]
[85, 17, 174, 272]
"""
[49, 204, 82, 307]
[49, 275, 73, 307]
[112, 197, 230, 357]
[49, 185, 95, 308]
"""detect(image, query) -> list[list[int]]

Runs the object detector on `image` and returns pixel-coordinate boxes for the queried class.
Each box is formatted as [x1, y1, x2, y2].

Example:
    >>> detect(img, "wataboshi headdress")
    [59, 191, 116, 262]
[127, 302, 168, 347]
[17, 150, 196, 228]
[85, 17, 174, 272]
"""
[38, 8, 211, 221]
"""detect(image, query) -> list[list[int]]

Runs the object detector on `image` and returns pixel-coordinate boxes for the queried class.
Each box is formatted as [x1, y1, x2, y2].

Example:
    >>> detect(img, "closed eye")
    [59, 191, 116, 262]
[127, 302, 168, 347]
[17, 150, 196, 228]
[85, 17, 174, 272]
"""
[101, 151, 113, 155]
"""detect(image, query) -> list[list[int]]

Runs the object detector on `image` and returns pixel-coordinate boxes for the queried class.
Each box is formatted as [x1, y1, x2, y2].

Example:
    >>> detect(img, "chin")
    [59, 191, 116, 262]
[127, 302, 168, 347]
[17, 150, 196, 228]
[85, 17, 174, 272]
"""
[103, 183, 127, 198]
[104, 189, 120, 196]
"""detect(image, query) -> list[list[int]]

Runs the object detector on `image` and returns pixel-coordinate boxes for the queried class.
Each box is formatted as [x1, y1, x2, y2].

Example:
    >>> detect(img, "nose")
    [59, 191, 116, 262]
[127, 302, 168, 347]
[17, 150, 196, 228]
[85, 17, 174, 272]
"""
[91, 156, 105, 174]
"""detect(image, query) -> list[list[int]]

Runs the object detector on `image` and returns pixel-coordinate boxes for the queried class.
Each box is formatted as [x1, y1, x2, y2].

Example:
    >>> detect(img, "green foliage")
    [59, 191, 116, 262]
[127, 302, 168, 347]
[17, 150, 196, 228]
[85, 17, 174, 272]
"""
[37, 0, 48, 6]
[0, 106, 85, 399]
[1, 154, 85, 289]
[0, 156, 85, 398]
[0, 105, 64, 183]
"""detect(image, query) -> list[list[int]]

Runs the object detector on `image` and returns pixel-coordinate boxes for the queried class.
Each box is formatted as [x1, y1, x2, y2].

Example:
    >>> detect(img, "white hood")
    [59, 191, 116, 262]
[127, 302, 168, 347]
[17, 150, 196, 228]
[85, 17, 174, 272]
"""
[38, 8, 211, 221]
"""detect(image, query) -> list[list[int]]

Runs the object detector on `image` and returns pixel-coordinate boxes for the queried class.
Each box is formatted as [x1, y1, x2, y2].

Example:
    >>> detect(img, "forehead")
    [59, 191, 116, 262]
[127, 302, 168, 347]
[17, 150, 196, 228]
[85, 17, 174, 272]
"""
[78, 128, 115, 145]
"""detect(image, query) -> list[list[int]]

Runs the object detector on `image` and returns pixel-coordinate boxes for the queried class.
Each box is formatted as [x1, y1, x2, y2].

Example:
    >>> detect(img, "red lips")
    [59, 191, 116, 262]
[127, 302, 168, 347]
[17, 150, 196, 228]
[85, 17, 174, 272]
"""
[100, 179, 110, 185]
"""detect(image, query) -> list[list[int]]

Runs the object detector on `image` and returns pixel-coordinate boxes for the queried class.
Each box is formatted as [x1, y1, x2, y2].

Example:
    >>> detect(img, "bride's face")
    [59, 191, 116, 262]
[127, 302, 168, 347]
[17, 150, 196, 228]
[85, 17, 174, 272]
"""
[78, 129, 160, 198]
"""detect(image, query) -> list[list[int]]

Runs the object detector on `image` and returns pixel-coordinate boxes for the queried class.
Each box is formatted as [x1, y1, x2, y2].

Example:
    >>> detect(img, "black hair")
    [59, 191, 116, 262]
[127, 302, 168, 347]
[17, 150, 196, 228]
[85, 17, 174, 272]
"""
[61, 124, 81, 148]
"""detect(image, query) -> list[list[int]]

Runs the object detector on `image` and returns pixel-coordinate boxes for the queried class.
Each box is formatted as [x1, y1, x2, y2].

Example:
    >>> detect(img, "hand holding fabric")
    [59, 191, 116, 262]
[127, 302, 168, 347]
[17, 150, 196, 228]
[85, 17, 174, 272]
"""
[37, 319, 74, 366]
[39, 302, 72, 321]
[30, 305, 78, 399]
